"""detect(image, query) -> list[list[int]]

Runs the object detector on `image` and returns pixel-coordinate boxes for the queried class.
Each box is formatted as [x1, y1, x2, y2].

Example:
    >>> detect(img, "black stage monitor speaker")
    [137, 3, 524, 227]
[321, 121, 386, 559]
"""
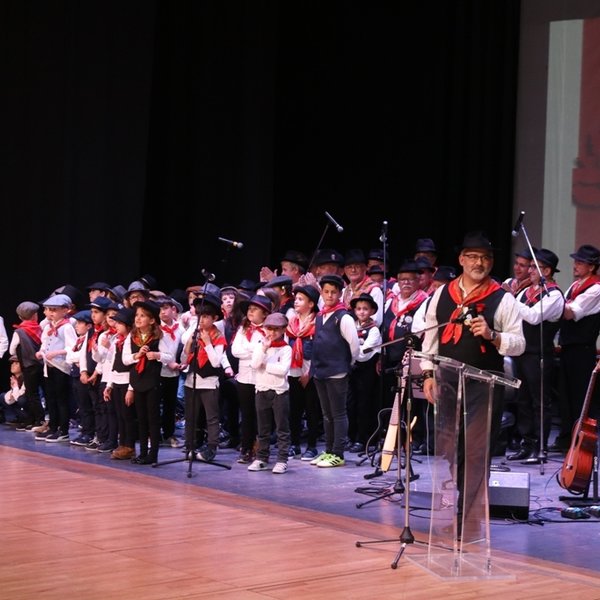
[489, 471, 530, 520]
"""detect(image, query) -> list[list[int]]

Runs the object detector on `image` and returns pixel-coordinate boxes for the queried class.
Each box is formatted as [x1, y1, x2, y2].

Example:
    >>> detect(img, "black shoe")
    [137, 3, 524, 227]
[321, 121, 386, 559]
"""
[348, 442, 364, 453]
[506, 448, 535, 461]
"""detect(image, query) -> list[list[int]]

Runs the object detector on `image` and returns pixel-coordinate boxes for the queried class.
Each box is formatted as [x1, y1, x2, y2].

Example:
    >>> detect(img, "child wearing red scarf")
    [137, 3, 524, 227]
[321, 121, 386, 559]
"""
[180, 294, 226, 463]
[9, 301, 45, 429]
[248, 312, 292, 474]
[123, 300, 173, 465]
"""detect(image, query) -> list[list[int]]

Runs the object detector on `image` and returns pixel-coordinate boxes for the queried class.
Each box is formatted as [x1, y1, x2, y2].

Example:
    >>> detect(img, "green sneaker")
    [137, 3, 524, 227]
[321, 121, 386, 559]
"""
[317, 454, 345, 468]
[310, 451, 330, 466]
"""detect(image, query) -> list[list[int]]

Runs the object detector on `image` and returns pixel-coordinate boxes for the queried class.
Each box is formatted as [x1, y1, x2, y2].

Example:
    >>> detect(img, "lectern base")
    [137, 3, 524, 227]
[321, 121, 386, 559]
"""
[408, 551, 516, 581]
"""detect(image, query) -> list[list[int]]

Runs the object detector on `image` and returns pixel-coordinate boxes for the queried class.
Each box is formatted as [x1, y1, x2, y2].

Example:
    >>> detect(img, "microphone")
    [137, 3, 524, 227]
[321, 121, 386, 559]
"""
[201, 269, 216, 282]
[218, 237, 244, 249]
[452, 305, 479, 324]
[511, 211, 525, 237]
[325, 211, 344, 233]
[379, 220, 388, 243]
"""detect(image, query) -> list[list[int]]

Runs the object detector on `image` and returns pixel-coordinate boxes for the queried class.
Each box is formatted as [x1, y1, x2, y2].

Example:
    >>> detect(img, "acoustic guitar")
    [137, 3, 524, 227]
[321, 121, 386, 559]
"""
[380, 380, 417, 472]
[558, 358, 600, 494]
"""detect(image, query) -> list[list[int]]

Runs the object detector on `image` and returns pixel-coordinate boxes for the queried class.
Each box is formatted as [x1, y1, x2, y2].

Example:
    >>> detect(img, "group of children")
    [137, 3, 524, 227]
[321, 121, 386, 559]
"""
[1, 260, 390, 475]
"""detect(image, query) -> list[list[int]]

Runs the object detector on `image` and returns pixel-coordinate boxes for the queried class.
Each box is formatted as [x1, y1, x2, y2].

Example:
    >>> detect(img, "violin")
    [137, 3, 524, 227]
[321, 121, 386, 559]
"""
[558, 359, 600, 494]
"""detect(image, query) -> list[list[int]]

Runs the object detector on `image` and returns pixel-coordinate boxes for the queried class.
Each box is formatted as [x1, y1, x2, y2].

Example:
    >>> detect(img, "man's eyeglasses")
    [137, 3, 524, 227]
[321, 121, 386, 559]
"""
[462, 253, 493, 263]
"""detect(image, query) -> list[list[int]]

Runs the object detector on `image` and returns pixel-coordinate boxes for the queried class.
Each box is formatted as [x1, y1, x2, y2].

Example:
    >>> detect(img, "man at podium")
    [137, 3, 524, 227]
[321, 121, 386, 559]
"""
[420, 231, 525, 537]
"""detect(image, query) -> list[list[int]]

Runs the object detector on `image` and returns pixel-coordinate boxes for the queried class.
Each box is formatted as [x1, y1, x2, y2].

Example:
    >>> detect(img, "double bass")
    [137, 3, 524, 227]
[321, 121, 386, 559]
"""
[557, 359, 600, 494]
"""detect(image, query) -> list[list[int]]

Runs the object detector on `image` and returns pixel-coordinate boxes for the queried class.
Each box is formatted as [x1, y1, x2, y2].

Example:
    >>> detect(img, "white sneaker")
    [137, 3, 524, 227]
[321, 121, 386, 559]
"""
[247, 459, 269, 471]
[272, 462, 288, 474]
[310, 451, 330, 466]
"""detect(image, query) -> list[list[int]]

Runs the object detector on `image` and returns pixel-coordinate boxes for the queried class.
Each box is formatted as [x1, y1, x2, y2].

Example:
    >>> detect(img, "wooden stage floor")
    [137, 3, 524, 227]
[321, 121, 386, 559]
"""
[2, 438, 600, 599]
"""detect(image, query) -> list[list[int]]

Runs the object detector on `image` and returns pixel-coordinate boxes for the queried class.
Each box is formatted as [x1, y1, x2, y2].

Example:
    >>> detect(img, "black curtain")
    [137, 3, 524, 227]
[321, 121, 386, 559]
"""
[1, 0, 520, 343]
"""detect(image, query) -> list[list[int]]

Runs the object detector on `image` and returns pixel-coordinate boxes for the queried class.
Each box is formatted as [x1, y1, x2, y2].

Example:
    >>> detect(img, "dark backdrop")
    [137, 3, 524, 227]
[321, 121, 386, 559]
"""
[1, 0, 520, 332]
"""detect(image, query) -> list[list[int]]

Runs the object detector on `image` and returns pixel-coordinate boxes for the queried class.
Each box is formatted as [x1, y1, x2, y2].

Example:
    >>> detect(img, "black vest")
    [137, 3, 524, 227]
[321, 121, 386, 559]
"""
[128, 336, 161, 392]
[311, 309, 352, 378]
[436, 285, 505, 372]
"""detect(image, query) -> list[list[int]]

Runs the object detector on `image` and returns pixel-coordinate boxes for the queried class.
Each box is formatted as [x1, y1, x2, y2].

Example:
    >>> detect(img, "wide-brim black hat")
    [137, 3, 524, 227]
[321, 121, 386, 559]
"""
[319, 274, 345, 290]
[239, 294, 273, 315]
[112, 307, 135, 327]
[293, 285, 320, 311]
[415, 238, 437, 253]
[280, 250, 309, 270]
[350, 292, 378, 313]
[313, 248, 344, 266]
[534, 248, 560, 272]
[132, 300, 161, 321]
[432, 265, 457, 282]
[455, 230, 497, 253]
[396, 259, 421, 274]
[192, 292, 224, 320]
[415, 256, 436, 272]
[344, 248, 367, 267]
[570, 244, 600, 265]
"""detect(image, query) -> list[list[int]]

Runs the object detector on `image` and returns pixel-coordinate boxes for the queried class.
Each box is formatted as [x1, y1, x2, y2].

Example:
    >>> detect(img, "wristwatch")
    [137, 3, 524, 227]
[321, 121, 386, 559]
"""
[490, 330, 498, 342]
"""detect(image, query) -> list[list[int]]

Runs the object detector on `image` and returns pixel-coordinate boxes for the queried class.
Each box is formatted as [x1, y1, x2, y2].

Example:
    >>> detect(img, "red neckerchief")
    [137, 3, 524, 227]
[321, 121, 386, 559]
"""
[161, 322, 179, 341]
[524, 282, 558, 306]
[269, 339, 288, 348]
[14, 320, 41, 345]
[287, 313, 316, 369]
[115, 333, 126, 351]
[342, 276, 379, 308]
[133, 331, 155, 373]
[73, 334, 86, 352]
[509, 277, 531, 295]
[387, 290, 428, 340]
[441, 277, 501, 345]
[107, 326, 117, 336]
[318, 302, 346, 317]
[46, 318, 69, 337]
[568, 275, 600, 301]
[245, 322, 266, 342]
[188, 326, 226, 368]
[87, 324, 105, 352]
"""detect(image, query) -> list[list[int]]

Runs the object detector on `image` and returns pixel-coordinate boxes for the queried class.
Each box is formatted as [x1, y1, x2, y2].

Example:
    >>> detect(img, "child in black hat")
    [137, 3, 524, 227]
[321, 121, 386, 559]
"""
[310, 274, 360, 468]
[180, 294, 226, 462]
[231, 294, 273, 464]
[122, 300, 173, 465]
[103, 308, 137, 460]
[347, 293, 382, 454]
[286, 285, 322, 460]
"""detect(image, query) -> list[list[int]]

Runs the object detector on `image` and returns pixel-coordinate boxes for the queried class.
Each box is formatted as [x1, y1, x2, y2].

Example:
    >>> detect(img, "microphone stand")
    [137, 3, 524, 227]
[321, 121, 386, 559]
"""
[307, 218, 332, 272]
[153, 273, 231, 475]
[514, 222, 549, 475]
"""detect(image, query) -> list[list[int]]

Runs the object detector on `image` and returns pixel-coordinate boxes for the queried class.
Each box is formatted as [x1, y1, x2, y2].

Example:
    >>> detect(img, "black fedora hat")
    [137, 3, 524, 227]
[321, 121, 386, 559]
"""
[350, 292, 378, 313]
[111, 307, 135, 327]
[344, 249, 367, 266]
[570, 244, 600, 265]
[534, 248, 560, 272]
[319, 274, 345, 290]
[280, 250, 309, 270]
[415, 256, 436, 272]
[396, 259, 421, 274]
[415, 238, 437, 253]
[293, 285, 320, 310]
[239, 294, 273, 315]
[433, 265, 457, 282]
[192, 292, 224, 320]
[132, 300, 161, 321]
[515, 248, 533, 260]
[456, 230, 497, 253]
[313, 248, 344, 266]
